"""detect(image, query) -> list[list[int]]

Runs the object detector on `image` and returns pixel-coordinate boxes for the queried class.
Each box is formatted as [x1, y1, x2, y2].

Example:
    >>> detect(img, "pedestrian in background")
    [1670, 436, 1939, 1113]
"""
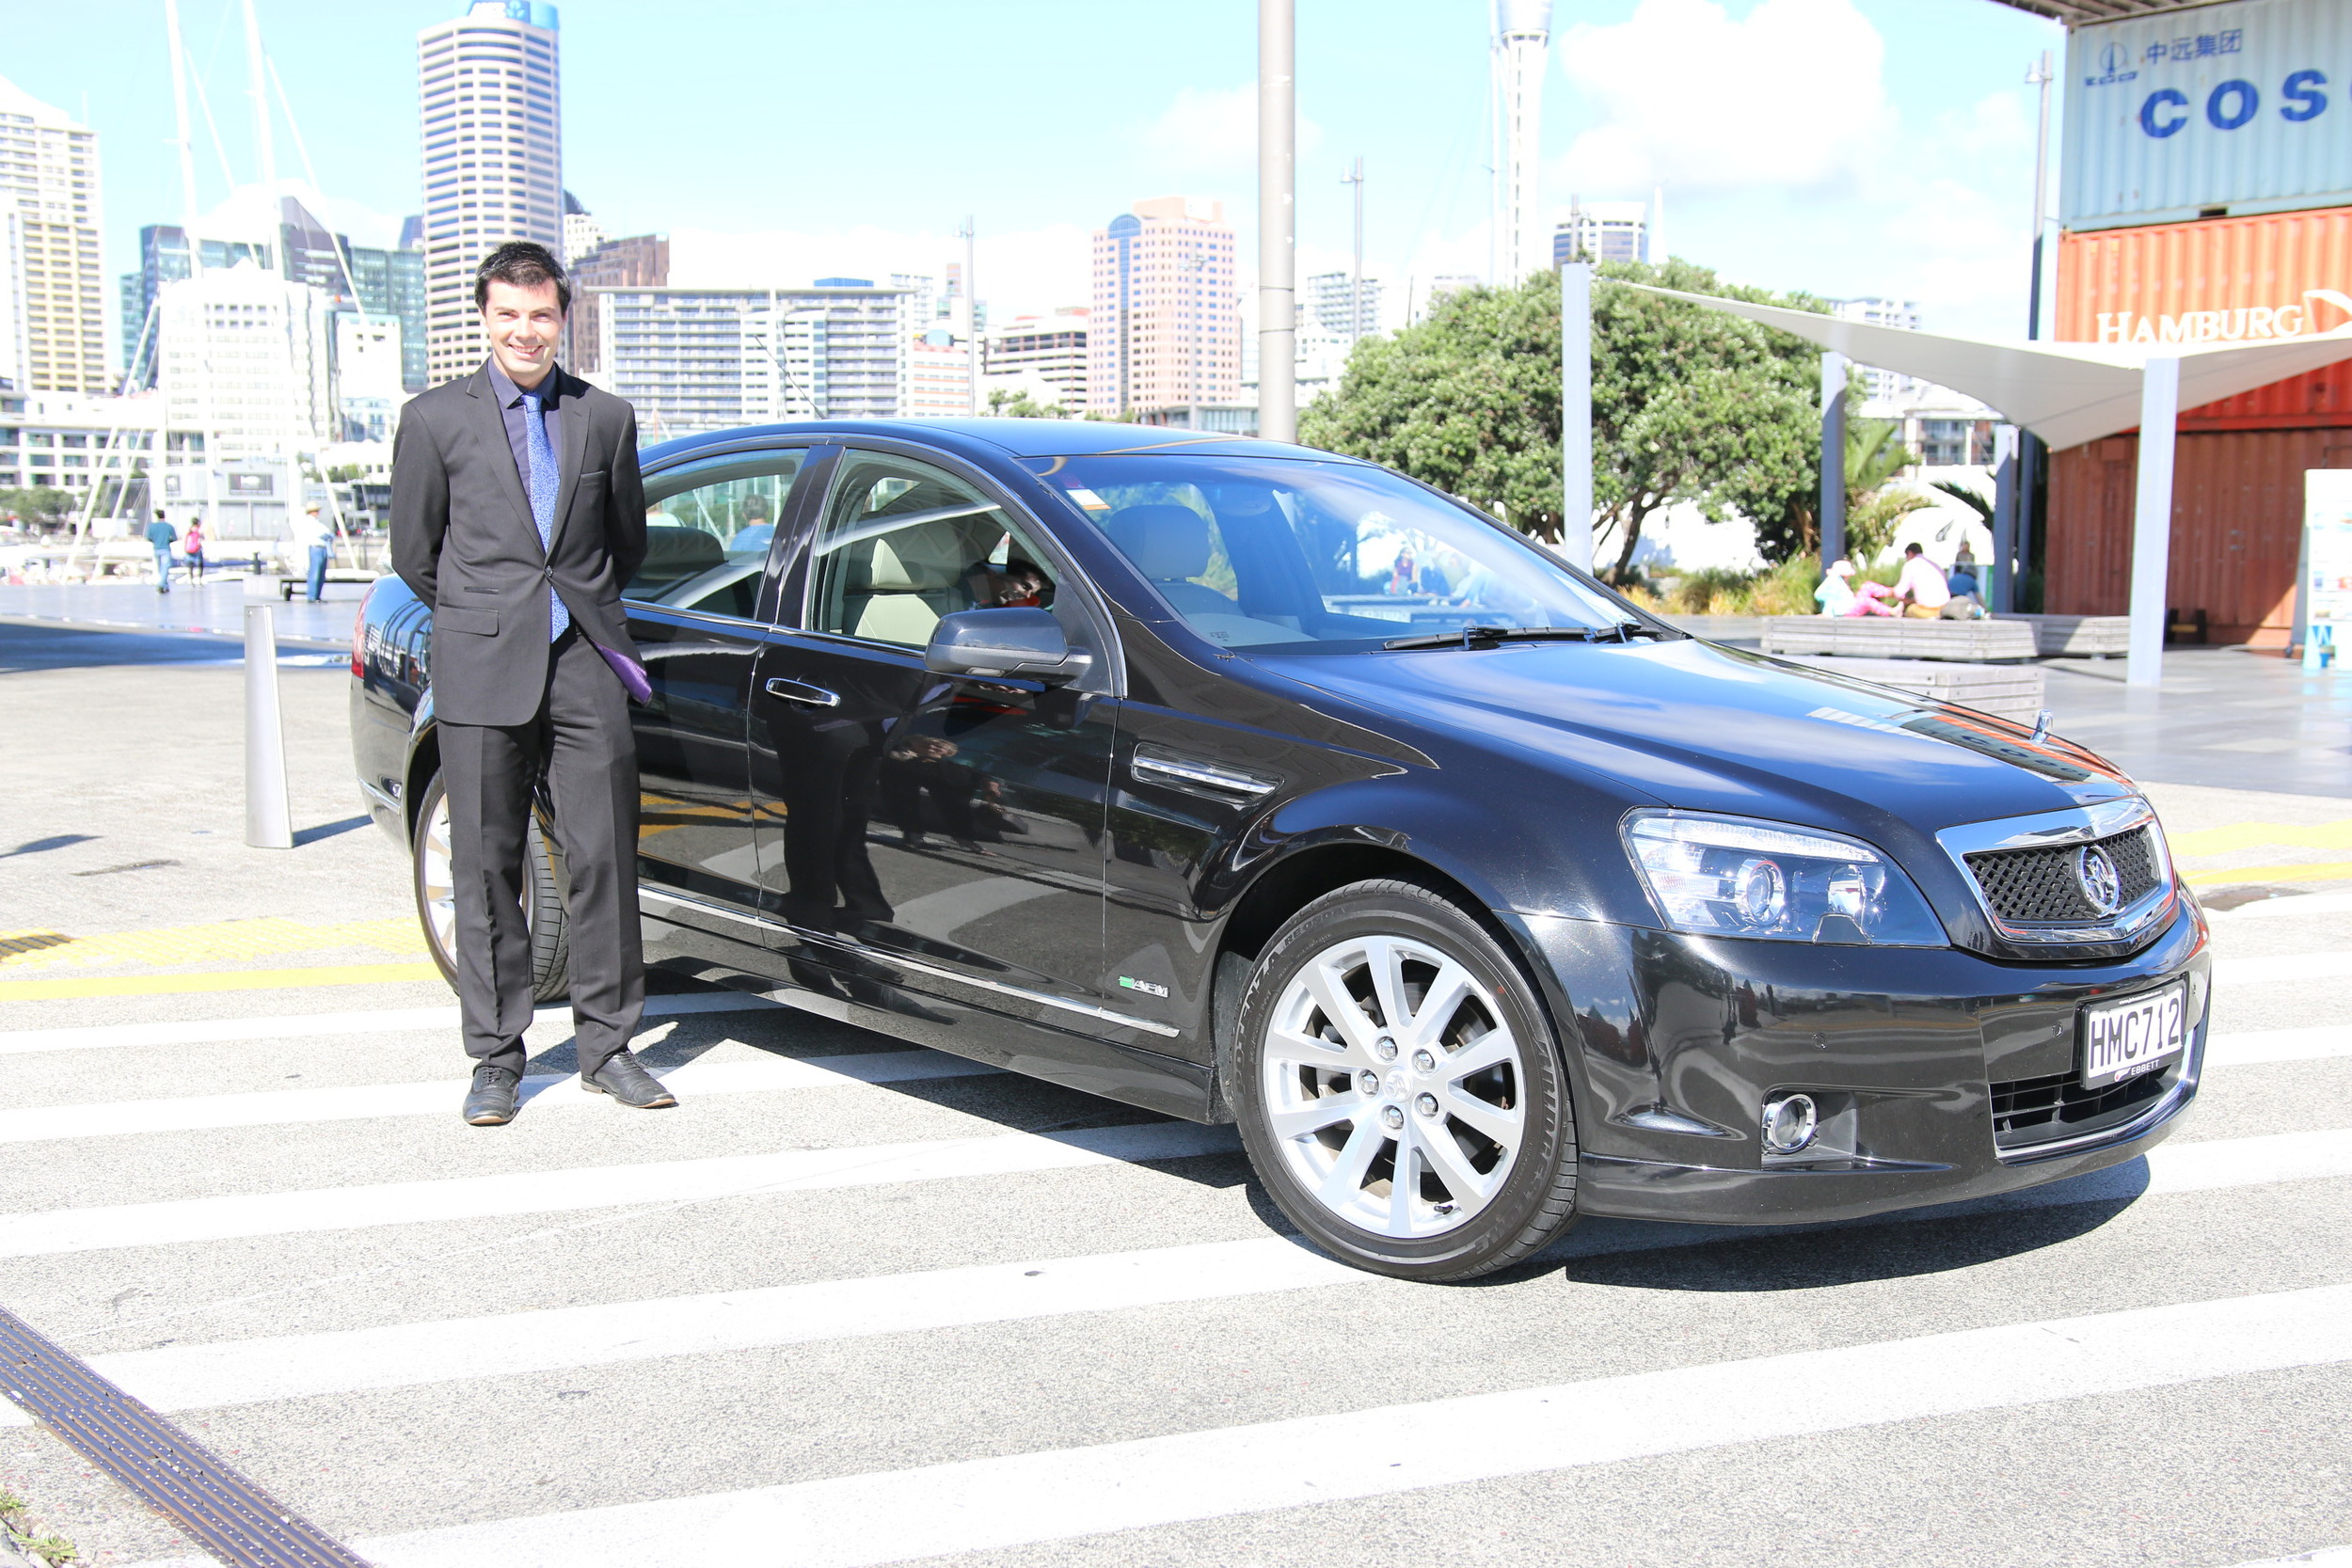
[391, 240, 667, 1128]
[184, 517, 207, 580]
[295, 504, 334, 602]
[144, 509, 177, 594]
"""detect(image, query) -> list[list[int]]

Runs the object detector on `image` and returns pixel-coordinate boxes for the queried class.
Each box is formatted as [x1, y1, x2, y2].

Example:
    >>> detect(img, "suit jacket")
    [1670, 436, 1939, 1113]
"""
[392, 361, 648, 726]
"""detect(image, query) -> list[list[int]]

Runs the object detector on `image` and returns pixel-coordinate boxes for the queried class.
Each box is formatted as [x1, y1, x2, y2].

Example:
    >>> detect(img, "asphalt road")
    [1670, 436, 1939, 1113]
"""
[0, 616, 2347, 1568]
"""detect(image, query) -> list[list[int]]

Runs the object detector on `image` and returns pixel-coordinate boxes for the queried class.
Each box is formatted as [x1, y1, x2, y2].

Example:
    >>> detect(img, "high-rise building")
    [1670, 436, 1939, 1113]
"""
[416, 2, 564, 387]
[118, 225, 271, 386]
[561, 188, 603, 263]
[155, 261, 334, 459]
[564, 230, 667, 375]
[593, 282, 913, 438]
[1089, 196, 1239, 419]
[1553, 201, 1648, 266]
[1830, 297, 1926, 404]
[1304, 271, 1381, 339]
[1490, 1, 1552, 284]
[984, 309, 1088, 411]
[0, 73, 107, 394]
[347, 243, 429, 391]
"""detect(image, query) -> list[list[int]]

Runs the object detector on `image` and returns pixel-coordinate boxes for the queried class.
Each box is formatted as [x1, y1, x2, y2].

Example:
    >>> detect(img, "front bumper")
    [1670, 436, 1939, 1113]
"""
[1506, 902, 2210, 1226]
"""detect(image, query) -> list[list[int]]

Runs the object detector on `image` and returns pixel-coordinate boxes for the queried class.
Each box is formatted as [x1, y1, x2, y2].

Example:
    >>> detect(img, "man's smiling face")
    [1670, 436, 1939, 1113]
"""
[481, 277, 564, 389]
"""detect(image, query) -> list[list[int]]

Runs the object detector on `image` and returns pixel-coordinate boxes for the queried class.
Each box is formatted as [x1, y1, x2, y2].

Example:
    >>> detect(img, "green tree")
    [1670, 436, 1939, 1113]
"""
[0, 486, 78, 531]
[1299, 260, 1826, 579]
[986, 388, 1065, 420]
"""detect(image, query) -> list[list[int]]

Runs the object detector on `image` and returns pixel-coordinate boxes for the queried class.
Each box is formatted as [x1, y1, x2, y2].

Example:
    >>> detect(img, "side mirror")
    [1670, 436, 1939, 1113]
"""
[925, 608, 1092, 686]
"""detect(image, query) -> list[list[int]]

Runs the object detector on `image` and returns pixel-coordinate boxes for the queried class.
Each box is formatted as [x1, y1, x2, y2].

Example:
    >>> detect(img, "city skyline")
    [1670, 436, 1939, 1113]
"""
[3, 0, 2063, 368]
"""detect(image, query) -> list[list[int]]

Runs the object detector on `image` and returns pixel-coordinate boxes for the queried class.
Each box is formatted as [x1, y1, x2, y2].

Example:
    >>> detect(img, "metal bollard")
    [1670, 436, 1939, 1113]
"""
[244, 604, 294, 849]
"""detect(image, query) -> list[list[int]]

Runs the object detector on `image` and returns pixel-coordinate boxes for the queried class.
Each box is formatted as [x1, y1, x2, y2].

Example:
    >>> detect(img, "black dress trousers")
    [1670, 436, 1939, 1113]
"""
[438, 626, 643, 1076]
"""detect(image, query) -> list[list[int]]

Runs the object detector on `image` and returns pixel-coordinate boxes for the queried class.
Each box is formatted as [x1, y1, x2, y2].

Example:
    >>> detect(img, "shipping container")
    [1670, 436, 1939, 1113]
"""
[2057, 205, 2352, 422]
[2063, 0, 2352, 230]
[2048, 427, 2352, 644]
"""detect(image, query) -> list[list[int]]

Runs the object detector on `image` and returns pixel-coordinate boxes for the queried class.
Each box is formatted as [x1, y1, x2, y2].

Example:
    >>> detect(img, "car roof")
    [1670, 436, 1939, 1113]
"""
[641, 417, 1369, 467]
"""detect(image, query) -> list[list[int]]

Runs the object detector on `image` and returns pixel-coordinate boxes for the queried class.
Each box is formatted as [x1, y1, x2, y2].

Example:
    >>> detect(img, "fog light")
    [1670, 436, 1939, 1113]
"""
[1761, 1093, 1819, 1155]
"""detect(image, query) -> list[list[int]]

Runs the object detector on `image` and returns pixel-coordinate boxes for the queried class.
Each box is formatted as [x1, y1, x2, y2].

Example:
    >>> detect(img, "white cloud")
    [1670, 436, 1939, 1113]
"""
[1555, 0, 1893, 198]
[1141, 84, 1322, 178]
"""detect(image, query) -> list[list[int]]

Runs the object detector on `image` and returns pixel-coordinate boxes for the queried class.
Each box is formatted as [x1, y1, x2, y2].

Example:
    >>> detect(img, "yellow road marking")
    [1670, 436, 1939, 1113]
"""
[0, 916, 426, 972]
[2185, 862, 2352, 887]
[0, 963, 443, 1002]
[2169, 820, 2352, 856]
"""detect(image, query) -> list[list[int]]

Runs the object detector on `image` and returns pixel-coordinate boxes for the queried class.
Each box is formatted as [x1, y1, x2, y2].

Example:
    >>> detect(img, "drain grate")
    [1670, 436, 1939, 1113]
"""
[0, 1307, 369, 1567]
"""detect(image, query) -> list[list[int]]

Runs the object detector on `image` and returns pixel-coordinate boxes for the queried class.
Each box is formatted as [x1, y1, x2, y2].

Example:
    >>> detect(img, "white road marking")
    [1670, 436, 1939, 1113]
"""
[2206, 893, 2352, 921]
[306, 1282, 2352, 1568]
[0, 1050, 1000, 1146]
[2215, 1550, 2352, 1568]
[12, 1125, 2346, 1432]
[2206, 1024, 2352, 1068]
[2215, 952, 2352, 985]
[0, 990, 779, 1057]
[0, 1121, 1242, 1259]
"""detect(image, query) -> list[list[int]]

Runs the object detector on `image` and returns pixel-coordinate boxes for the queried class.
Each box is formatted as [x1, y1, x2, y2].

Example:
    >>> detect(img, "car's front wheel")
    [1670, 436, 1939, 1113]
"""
[411, 770, 571, 1003]
[1233, 878, 1579, 1281]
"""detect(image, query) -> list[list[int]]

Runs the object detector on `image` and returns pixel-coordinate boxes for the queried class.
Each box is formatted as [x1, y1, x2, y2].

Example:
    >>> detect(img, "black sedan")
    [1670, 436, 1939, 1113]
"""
[351, 418, 2207, 1282]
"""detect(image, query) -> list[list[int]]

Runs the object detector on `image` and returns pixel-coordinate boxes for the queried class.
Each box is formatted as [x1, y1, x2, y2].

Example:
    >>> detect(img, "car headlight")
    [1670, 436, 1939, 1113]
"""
[1622, 810, 1947, 947]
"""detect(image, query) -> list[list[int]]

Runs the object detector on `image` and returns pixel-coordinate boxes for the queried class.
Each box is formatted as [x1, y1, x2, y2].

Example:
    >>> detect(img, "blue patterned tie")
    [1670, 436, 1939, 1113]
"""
[522, 390, 568, 642]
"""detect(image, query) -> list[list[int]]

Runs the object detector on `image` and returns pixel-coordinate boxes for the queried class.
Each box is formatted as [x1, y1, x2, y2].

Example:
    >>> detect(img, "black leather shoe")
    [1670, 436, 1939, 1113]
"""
[463, 1064, 521, 1126]
[581, 1051, 677, 1109]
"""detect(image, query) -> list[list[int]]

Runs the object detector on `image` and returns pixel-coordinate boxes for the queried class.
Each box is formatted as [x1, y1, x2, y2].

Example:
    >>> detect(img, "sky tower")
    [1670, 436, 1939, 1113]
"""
[1490, 0, 1552, 285]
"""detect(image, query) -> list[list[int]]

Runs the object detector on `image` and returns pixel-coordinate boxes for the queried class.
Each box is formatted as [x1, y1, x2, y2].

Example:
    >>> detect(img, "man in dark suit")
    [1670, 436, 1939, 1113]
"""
[392, 242, 676, 1126]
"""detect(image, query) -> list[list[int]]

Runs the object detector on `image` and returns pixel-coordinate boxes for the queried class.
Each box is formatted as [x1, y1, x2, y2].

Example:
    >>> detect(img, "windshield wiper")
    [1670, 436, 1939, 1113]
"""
[1382, 625, 1615, 651]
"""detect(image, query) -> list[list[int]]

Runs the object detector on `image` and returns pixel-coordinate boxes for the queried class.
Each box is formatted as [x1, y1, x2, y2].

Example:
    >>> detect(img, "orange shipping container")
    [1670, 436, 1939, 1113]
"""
[2049, 210, 2352, 641]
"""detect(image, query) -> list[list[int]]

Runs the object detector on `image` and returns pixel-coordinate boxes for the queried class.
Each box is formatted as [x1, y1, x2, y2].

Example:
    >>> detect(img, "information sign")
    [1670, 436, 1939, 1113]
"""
[2298, 469, 2352, 670]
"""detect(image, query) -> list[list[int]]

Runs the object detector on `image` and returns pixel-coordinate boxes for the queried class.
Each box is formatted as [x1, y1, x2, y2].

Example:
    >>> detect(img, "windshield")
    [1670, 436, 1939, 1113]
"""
[1024, 452, 1638, 652]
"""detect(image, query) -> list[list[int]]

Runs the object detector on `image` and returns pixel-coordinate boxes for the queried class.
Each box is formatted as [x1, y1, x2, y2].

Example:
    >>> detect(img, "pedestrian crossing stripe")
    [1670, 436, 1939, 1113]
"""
[3, 1124, 2340, 1437]
[132, 1282, 2352, 1568]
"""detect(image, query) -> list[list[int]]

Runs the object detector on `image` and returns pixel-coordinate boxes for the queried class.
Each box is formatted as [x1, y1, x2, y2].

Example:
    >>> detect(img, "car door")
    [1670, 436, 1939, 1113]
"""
[621, 445, 817, 952]
[745, 444, 1136, 1037]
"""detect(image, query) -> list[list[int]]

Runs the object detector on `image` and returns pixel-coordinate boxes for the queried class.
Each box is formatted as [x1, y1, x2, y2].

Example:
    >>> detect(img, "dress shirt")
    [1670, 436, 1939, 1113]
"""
[485, 357, 564, 505]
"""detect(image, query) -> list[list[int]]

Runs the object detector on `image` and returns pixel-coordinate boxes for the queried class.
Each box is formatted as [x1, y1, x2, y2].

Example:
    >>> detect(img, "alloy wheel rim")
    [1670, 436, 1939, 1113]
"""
[420, 795, 458, 964]
[1261, 933, 1525, 1239]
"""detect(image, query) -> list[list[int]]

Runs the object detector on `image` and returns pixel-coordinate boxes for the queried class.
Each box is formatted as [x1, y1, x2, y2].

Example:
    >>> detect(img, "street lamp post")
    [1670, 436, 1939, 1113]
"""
[1258, 0, 1296, 443]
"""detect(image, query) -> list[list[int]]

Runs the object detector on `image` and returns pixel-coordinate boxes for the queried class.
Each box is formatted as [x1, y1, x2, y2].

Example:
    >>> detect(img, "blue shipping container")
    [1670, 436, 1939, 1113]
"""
[2064, 0, 2352, 230]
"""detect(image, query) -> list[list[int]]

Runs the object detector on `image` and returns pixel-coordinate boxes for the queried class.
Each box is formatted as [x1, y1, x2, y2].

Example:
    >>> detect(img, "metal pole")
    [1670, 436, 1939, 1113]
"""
[2026, 50, 2053, 341]
[2127, 356, 2179, 689]
[961, 214, 978, 416]
[244, 604, 293, 848]
[1560, 261, 1594, 571]
[1343, 156, 1364, 346]
[1258, 0, 1296, 443]
[1820, 352, 1848, 568]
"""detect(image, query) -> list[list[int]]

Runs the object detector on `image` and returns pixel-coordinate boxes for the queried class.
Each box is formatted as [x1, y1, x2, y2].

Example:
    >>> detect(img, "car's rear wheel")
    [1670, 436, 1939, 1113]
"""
[411, 770, 570, 1003]
[1233, 878, 1578, 1281]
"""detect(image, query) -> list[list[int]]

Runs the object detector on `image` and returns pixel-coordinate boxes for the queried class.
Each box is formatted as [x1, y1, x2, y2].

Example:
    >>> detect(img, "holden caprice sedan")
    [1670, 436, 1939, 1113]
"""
[352, 419, 2205, 1281]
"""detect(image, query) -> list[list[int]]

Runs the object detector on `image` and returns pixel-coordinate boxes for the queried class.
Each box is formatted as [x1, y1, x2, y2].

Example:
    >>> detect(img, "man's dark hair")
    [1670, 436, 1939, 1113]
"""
[155, 508, 167, 519]
[1903, 542, 1923, 556]
[474, 242, 570, 313]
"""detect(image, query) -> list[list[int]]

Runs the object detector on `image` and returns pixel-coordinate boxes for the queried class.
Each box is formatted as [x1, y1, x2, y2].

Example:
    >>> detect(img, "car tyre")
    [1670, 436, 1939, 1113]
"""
[411, 769, 571, 1004]
[1233, 878, 1578, 1282]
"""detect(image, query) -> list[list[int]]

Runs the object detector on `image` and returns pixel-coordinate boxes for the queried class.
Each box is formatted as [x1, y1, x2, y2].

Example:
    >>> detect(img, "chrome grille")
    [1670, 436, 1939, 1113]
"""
[1964, 826, 2162, 926]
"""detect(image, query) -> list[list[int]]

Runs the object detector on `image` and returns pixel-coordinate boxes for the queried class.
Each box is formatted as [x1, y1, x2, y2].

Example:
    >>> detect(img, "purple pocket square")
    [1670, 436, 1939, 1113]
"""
[596, 641, 653, 704]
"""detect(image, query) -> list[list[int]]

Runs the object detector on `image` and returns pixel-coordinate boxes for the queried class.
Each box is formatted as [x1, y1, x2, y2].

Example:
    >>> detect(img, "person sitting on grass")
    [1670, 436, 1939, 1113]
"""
[1817, 558, 1899, 617]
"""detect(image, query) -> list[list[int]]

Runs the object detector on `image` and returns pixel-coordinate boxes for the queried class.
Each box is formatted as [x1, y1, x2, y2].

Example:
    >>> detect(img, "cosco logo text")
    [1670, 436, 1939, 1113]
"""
[2140, 71, 2332, 137]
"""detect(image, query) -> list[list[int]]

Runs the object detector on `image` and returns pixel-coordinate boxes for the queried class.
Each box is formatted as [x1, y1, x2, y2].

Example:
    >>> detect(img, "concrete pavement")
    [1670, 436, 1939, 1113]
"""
[0, 616, 2345, 1566]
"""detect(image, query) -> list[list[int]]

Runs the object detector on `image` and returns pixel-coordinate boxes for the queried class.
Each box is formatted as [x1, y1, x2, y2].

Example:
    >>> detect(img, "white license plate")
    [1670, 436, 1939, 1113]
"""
[2080, 983, 2188, 1089]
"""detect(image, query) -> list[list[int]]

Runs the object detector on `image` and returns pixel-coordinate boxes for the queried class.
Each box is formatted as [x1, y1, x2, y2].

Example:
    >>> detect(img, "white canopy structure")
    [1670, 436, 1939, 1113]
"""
[1613, 281, 2352, 686]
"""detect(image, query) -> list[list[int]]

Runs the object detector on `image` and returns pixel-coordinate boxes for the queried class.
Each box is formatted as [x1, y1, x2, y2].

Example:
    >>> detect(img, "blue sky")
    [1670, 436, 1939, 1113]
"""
[8, 0, 2062, 338]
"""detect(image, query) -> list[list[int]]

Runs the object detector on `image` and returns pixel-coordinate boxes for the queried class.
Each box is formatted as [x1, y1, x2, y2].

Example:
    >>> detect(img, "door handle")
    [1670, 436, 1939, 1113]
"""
[762, 676, 840, 708]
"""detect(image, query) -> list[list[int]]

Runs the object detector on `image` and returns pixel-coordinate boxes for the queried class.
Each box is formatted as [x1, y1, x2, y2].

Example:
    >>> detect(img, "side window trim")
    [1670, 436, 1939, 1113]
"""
[809, 439, 1124, 697]
[626, 443, 819, 626]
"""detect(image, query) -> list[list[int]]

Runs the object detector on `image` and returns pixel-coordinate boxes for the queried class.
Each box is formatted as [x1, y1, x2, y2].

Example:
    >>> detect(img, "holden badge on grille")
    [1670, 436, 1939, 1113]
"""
[2075, 844, 2124, 916]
